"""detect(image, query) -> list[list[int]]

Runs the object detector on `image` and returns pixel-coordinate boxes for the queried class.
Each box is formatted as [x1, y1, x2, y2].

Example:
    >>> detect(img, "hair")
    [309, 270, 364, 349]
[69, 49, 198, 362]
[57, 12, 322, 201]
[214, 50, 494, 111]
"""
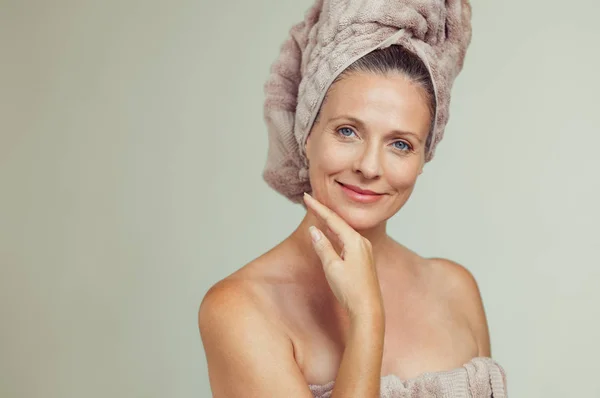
[313, 44, 437, 152]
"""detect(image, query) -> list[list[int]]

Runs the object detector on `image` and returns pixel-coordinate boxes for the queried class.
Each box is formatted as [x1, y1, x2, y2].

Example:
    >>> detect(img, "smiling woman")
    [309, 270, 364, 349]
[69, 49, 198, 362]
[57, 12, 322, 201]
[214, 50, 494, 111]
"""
[198, 0, 507, 397]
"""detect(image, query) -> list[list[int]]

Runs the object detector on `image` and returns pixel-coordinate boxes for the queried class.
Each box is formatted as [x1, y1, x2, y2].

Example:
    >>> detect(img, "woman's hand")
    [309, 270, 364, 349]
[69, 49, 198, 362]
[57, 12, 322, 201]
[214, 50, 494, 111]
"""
[303, 192, 385, 322]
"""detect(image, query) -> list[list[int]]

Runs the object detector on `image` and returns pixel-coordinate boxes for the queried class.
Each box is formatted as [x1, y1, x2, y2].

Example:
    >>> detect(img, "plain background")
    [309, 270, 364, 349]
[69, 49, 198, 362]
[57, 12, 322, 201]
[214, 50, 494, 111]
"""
[1, 0, 599, 397]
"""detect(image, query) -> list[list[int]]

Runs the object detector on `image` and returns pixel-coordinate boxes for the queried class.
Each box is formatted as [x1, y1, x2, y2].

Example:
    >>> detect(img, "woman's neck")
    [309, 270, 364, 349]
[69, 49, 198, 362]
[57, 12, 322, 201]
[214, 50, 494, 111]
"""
[288, 209, 392, 270]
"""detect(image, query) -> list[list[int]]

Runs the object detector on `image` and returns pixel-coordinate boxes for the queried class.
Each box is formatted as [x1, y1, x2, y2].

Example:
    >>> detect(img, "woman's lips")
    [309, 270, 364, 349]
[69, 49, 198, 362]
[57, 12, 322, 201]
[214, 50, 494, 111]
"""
[337, 181, 385, 204]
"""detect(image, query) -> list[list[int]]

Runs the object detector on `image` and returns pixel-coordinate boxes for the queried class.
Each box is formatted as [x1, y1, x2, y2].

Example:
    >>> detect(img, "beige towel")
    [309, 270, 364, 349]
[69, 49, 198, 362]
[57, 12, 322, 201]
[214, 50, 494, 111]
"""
[308, 356, 507, 397]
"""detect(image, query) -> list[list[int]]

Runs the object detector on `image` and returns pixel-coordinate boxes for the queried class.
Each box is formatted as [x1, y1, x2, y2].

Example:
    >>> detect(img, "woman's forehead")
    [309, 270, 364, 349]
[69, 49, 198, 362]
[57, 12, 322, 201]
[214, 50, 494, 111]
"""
[320, 73, 432, 136]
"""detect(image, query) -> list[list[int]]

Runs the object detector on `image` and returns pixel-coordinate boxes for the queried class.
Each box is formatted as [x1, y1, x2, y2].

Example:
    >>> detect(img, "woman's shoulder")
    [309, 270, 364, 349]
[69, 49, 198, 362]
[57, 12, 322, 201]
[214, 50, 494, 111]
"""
[373, 240, 485, 314]
[423, 257, 492, 356]
[422, 257, 484, 305]
[385, 240, 491, 354]
[198, 271, 294, 350]
[385, 242, 484, 303]
[199, 256, 283, 321]
[199, 244, 309, 333]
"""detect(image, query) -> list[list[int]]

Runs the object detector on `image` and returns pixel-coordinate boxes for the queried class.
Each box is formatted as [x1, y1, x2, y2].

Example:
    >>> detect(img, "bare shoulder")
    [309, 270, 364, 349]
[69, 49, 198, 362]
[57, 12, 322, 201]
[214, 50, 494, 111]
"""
[198, 277, 312, 397]
[198, 278, 273, 353]
[426, 258, 480, 297]
[199, 277, 264, 326]
[198, 275, 289, 348]
[426, 257, 492, 357]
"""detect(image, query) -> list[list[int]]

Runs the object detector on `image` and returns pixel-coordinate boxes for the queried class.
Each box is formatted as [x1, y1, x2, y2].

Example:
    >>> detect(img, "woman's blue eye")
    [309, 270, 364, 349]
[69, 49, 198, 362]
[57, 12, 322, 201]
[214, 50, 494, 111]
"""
[393, 141, 410, 151]
[338, 127, 355, 137]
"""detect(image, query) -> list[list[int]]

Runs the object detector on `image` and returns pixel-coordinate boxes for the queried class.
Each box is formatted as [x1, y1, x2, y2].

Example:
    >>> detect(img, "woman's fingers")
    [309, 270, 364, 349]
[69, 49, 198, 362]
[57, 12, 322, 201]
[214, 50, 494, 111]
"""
[303, 192, 357, 245]
[303, 193, 381, 319]
[309, 226, 340, 267]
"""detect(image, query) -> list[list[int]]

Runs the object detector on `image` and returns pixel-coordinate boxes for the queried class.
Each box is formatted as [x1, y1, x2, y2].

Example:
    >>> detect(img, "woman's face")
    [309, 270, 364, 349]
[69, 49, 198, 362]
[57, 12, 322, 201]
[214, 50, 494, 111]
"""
[305, 71, 432, 231]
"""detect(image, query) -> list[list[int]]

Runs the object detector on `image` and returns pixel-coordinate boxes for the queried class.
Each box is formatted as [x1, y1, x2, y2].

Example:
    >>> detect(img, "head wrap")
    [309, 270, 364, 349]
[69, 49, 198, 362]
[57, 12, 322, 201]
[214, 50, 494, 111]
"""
[263, 0, 472, 203]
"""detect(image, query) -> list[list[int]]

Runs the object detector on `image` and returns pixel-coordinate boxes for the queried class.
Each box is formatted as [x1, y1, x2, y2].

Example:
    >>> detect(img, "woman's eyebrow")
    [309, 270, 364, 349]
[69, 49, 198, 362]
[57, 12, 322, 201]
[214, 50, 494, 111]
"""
[328, 115, 423, 143]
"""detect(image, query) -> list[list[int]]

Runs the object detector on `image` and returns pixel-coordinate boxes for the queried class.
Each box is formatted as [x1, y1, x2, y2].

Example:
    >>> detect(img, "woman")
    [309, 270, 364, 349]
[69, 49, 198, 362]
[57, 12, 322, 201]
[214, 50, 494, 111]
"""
[199, 0, 507, 397]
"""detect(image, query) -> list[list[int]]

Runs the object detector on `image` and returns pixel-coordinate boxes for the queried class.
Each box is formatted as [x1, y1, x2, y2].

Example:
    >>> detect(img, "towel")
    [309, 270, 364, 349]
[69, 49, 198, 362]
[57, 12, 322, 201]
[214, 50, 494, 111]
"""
[308, 356, 507, 398]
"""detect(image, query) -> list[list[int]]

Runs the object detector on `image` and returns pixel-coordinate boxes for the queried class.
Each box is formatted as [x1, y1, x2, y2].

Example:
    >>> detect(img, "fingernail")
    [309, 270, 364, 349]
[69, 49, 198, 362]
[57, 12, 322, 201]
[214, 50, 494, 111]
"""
[309, 226, 321, 242]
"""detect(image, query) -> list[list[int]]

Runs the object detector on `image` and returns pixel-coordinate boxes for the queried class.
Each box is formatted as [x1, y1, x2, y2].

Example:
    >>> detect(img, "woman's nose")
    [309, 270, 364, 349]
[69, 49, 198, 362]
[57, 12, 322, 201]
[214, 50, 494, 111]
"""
[352, 142, 382, 179]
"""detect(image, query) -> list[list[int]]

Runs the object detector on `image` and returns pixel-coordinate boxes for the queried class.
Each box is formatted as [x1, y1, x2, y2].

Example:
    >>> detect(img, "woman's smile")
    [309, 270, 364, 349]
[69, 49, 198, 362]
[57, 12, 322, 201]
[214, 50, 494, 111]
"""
[336, 181, 387, 204]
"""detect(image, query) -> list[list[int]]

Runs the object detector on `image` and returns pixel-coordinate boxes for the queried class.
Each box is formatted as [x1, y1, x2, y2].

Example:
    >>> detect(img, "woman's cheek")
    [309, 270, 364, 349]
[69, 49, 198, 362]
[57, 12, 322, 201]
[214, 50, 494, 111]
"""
[384, 158, 420, 188]
[319, 141, 353, 172]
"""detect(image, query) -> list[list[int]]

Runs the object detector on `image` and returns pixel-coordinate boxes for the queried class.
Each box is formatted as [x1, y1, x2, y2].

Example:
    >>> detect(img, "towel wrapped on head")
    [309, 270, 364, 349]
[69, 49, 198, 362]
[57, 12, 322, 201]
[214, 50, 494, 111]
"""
[263, 0, 472, 204]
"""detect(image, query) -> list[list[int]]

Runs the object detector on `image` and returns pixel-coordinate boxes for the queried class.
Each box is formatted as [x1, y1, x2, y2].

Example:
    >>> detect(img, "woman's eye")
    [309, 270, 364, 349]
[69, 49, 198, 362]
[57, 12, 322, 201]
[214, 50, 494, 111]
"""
[393, 141, 411, 151]
[338, 127, 355, 137]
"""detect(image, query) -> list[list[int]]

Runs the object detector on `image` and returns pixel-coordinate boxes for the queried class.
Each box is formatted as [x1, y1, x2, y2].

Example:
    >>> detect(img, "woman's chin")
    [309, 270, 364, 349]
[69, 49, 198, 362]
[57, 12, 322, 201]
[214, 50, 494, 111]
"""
[332, 205, 387, 232]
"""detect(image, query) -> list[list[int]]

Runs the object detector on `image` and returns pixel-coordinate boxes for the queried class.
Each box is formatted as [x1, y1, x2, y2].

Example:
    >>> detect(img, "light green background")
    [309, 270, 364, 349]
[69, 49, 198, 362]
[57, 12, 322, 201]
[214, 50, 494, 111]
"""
[1, 0, 599, 397]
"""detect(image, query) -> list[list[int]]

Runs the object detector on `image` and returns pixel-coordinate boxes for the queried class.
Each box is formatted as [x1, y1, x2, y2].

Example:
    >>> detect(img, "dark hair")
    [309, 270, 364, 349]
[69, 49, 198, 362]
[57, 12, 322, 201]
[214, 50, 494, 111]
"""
[314, 45, 436, 151]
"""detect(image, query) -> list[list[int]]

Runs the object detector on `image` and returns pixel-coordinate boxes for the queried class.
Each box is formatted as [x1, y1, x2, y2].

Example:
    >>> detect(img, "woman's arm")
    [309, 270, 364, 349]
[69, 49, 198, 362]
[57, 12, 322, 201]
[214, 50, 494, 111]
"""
[330, 310, 385, 398]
